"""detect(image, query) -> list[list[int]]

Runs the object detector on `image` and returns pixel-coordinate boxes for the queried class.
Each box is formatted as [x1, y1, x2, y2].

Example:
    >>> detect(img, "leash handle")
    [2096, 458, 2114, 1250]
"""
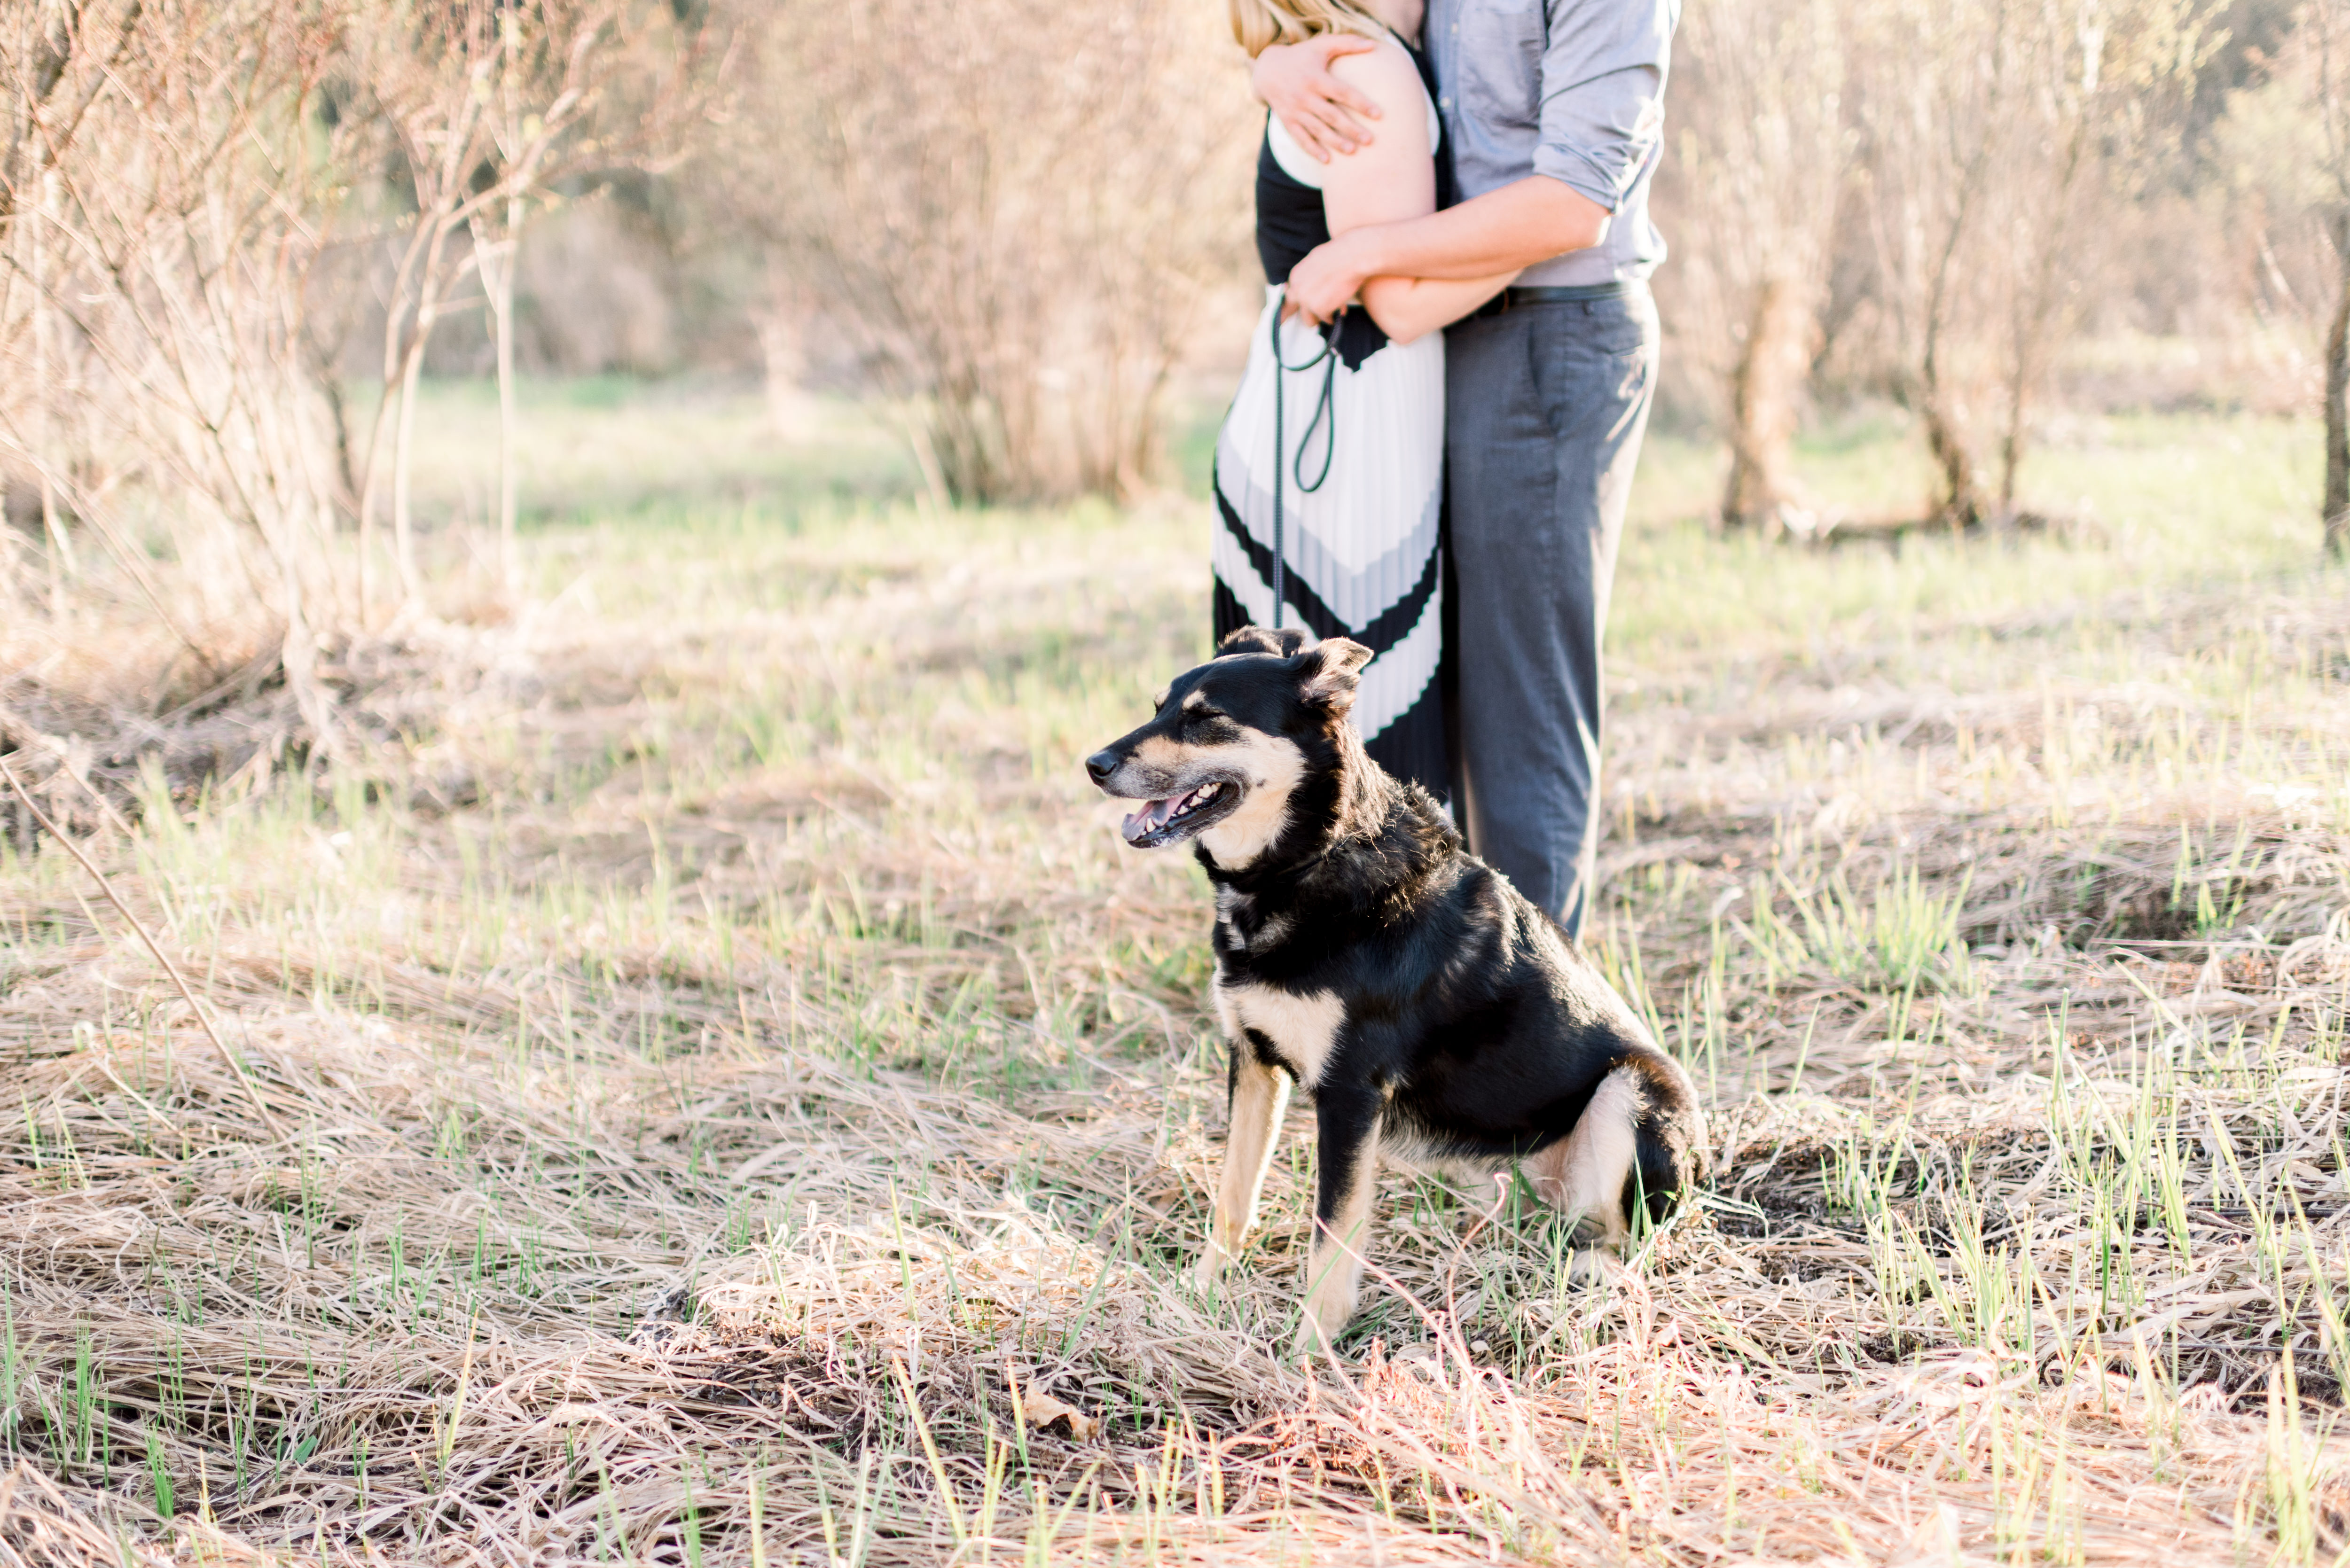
[1267, 297, 1340, 632]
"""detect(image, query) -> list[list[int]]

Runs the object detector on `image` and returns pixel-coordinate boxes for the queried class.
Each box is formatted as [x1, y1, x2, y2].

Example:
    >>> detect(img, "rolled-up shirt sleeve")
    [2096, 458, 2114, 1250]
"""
[1531, 0, 1675, 213]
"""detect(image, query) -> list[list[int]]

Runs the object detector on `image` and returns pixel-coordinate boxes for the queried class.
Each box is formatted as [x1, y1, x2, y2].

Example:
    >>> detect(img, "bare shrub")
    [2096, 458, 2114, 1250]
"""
[0, 0, 361, 744]
[725, 0, 1256, 505]
[0, 0, 709, 817]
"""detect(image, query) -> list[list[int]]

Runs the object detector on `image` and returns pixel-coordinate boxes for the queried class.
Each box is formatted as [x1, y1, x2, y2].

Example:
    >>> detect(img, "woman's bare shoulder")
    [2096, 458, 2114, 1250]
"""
[1324, 38, 1430, 129]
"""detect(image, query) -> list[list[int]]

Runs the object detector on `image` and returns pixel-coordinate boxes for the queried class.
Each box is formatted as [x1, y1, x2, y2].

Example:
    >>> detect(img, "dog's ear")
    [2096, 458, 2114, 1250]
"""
[1218, 624, 1310, 659]
[1297, 638, 1374, 714]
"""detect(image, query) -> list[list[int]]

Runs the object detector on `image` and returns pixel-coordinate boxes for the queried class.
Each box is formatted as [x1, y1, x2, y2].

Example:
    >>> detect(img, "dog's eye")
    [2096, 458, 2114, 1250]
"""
[1187, 707, 1225, 725]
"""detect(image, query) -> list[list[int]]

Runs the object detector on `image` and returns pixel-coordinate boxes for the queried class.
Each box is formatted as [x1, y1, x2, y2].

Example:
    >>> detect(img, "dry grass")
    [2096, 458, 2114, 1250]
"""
[1, 395, 2348, 1565]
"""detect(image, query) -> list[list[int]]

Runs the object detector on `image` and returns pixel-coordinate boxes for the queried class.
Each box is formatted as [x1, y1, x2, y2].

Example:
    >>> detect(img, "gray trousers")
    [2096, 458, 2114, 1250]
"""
[1444, 286, 1659, 939]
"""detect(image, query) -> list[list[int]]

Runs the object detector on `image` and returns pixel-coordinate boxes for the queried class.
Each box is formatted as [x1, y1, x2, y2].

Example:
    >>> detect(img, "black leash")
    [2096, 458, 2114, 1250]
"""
[1267, 298, 1340, 630]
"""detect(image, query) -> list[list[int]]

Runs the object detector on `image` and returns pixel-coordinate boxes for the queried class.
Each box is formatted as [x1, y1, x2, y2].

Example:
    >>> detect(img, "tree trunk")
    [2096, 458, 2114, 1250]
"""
[755, 267, 819, 436]
[1922, 396, 1980, 530]
[1996, 256, 2047, 521]
[31, 169, 77, 611]
[1998, 94, 2096, 522]
[356, 246, 427, 621]
[2326, 212, 2350, 562]
[476, 196, 523, 593]
[1721, 275, 1814, 532]
[313, 347, 360, 526]
[494, 265, 517, 592]
[391, 217, 466, 606]
[268, 502, 344, 769]
[1919, 301, 1982, 530]
[390, 330, 429, 605]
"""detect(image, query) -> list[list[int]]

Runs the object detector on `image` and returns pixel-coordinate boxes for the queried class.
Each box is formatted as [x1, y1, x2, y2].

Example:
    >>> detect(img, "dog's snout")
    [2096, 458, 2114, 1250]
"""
[1083, 749, 1120, 786]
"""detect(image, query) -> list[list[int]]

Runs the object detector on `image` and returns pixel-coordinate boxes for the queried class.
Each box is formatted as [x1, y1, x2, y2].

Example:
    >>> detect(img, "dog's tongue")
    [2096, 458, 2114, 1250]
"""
[1121, 796, 1179, 843]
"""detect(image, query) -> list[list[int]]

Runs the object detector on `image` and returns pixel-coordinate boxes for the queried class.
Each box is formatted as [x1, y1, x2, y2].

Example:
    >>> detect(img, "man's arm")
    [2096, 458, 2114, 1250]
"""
[1284, 178, 1610, 325]
[1286, 0, 1675, 325]
[1315, 44, 1521, 342]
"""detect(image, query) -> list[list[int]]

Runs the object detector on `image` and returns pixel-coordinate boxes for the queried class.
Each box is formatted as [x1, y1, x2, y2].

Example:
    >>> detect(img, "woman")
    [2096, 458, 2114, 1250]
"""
[1214, 0, 1516, 798]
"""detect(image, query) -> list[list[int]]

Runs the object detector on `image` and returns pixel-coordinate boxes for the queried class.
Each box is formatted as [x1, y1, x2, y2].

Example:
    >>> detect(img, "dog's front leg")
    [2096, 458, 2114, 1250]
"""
[1295, 1086, 1381, 1356]
[1194, 1040, 1289, 1292]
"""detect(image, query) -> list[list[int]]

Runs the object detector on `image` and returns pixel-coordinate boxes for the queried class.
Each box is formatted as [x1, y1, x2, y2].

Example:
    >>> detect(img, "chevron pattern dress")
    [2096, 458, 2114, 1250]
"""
[1211, 41, 1448, 798]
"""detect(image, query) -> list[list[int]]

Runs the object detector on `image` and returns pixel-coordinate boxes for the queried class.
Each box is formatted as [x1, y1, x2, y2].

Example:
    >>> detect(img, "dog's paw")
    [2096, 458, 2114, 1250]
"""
[1190, 1250, 1230, 1295]
[1565, 1247, 1625, 1291]
[1290, 1326, 1327, 1359]
[1292, 1287, 1356, 1357]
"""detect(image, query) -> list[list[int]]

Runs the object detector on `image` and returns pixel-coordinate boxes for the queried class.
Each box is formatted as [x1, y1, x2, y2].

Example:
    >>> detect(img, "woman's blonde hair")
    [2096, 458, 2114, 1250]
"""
[1229, 0, 1386, 59]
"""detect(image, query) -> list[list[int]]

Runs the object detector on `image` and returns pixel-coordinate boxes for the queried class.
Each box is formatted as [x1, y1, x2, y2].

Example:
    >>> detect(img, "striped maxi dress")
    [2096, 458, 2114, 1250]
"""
[1210, 41, 1448, 798]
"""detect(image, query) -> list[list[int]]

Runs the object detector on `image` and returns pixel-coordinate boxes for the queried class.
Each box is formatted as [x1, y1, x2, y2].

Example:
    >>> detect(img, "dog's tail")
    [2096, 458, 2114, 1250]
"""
[1625, 1052, 1708, 1230]
[1534, 1054, 1708, 1248]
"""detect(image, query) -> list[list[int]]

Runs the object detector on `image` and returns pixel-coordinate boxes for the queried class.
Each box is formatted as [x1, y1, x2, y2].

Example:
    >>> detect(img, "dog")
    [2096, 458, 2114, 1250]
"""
[1084, 625, 1707, 1353]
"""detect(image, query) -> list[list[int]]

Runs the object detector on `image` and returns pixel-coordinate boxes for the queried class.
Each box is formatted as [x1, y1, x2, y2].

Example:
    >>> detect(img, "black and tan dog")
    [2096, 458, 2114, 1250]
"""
[1084, 626, 1707, 1352]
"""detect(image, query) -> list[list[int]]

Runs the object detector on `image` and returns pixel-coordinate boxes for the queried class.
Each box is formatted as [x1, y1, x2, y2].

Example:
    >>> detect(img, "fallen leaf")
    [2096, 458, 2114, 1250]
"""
[1007, 1366, 1099, 1441]
[1887, 1502, 1965, 1568]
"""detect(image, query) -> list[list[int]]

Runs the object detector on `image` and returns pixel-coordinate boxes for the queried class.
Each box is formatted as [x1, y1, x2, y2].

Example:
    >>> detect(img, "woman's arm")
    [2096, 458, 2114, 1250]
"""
[1313, 46, 1518, 344]
[1285, 179, 1606, 327]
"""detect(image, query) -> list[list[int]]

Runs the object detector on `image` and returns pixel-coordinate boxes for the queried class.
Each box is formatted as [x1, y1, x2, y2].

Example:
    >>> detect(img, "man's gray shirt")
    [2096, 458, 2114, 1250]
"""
[1426, 0, 1678, 288]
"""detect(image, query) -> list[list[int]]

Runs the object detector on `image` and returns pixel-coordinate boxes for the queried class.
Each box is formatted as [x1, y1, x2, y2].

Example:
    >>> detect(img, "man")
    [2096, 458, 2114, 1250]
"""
[1254, 0, 1677, 940]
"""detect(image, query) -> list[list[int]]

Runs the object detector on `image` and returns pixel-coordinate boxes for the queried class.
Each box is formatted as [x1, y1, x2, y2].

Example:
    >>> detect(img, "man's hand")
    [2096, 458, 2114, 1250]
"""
[1282, 229, 1377, 326]
[1251, 33, 1383, 161]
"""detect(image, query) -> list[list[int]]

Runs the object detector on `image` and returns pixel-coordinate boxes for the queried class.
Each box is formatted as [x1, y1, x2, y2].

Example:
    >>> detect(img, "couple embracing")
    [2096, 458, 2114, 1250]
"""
[1213, 0, 1674, 941]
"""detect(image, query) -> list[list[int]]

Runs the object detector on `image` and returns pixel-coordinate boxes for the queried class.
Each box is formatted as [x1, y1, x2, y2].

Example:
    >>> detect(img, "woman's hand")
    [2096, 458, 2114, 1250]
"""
[1251, 33, 1384, 160]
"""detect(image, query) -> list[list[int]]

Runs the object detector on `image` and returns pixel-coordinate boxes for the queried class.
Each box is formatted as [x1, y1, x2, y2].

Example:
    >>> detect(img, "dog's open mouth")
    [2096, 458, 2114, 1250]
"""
[1121, 779, 1240, 848]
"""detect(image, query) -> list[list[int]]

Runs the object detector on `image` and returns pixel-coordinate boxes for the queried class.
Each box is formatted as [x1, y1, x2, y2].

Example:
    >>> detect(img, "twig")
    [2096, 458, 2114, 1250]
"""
[0, 752, 288, 1139]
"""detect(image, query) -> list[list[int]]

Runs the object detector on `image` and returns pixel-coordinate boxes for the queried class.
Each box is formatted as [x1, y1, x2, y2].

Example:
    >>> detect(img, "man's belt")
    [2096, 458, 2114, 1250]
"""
[1473, 281, 1639, 317]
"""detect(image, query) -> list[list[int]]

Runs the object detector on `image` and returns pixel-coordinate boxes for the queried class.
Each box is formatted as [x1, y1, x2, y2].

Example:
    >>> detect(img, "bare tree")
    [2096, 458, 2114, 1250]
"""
[1850, 0, 2215, 528]
[1851, 0, 2018, 528]
[1670, 0, 1852, 534]
[345, 0, 703, 613]
[1993, 16, 2103, 516]
[2317, 0, 2350, 558]
[1992, 0, 2214, 513]
[729, 0, 1254, 505]
[470, 14, 532, 590]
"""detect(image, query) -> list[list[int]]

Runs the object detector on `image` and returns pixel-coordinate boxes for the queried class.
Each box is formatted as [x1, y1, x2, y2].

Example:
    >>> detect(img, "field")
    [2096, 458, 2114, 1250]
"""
[2, 383, 2348, 1566]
